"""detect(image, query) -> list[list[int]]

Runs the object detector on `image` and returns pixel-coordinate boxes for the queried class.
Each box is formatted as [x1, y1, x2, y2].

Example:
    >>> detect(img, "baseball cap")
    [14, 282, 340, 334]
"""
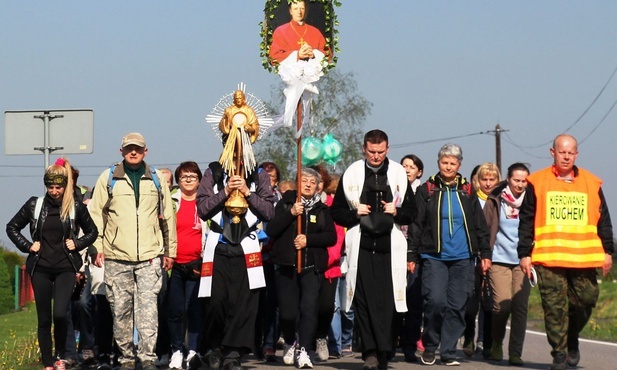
[121, 132, 146, 148]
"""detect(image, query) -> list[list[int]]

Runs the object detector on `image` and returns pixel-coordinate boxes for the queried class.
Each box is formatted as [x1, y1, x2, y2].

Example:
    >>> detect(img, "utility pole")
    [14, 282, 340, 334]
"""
[488, 124, 508, 174]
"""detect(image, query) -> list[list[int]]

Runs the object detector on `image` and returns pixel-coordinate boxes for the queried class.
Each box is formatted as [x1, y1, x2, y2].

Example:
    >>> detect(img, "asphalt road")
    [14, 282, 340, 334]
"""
[175, 328, 617, 369]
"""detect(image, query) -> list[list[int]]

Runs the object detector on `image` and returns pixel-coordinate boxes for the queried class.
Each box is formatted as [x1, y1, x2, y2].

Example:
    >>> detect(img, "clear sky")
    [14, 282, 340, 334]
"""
[1, 1, 616, 250]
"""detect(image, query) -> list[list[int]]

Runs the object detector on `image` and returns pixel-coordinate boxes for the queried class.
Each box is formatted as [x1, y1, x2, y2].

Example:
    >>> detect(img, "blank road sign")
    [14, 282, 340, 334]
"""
[4, 109, 94, 155]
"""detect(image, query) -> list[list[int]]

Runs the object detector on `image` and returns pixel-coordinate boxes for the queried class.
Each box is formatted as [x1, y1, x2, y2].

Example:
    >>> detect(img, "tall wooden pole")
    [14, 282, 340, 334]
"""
[296, 99, 303, 274]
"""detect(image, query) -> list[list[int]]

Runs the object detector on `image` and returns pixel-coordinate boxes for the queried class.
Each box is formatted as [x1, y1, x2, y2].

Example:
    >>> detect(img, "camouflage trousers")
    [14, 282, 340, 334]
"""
[105, 258, 163, 366]
[535, 265, 599, 355]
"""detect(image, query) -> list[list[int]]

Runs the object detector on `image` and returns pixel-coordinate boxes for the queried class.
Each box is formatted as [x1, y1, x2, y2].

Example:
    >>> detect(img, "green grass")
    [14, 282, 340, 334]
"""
[0, 303, 40, 370]
[527, 280, 617, 342]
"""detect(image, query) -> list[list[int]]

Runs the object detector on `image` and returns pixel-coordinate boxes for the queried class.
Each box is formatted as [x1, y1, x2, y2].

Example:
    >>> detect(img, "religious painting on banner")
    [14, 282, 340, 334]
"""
[260, 0, 340, 128]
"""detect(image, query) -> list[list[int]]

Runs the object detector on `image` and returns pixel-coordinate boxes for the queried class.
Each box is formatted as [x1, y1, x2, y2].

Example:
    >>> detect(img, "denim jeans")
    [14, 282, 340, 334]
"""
[167, 265, 203, 352]
[328, 276, 355, 354]
[66, 269, 96, 360]
[421, 258, 474, 360]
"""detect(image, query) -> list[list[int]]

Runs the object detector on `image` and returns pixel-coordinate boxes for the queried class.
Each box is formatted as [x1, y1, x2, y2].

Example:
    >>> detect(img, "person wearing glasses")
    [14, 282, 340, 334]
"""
[166, 162, 209, 369]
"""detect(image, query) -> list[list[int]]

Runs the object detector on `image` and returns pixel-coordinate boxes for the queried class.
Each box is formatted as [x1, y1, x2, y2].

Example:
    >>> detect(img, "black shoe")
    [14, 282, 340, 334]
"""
[187, 352, 203, 370]
[363, 353, 379, 370]
[263, 347, 277, 362]
[222, 359, 242, 370]
[253, 347, 265, 361]
[95, 355, 112, 370]
[567, 350, 580, 367]
[421, 351, 436, 366]
[377, 351, 388, 370]
[208, 349, 223, 370]
[404, 351, 418, 363]
[550, 352, 567, 370]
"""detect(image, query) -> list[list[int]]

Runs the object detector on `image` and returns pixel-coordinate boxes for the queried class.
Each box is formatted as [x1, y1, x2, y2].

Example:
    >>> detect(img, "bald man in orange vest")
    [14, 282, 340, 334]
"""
[517, 134, 613, 370]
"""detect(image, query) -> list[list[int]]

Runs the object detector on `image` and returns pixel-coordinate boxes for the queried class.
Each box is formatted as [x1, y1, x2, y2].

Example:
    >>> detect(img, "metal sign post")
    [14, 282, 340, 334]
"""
[4, 109, 94, 171]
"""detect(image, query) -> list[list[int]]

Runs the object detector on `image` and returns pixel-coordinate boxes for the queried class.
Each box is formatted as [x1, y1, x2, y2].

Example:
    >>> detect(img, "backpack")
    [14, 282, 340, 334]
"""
[33, 196, 76, 239]
[106, 163, 164, 219]
[424, 179, 473, 200]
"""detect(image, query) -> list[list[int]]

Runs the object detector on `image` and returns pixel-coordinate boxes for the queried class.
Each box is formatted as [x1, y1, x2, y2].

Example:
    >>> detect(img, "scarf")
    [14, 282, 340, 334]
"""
[476, 189, 488, 201]
[302, 192, 321, 212]
[501, 185, 524, 219]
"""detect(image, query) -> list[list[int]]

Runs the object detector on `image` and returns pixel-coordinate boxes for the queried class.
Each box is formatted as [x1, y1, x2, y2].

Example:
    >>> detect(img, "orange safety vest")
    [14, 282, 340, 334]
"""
[528, 166, 605, 268]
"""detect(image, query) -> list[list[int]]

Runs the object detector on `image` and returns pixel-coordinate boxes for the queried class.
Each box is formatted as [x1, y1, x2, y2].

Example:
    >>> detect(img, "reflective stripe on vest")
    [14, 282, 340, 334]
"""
[529, 167, 605, 268]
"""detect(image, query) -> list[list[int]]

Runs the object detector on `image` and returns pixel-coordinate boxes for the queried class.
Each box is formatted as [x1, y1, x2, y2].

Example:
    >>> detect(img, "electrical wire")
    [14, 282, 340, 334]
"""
[389, 131, 490, 149]
[513, 64, 617, 149]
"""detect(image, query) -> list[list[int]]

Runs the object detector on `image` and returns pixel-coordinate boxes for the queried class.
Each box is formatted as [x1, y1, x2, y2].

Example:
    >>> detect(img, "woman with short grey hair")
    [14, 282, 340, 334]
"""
[408, 143, 492, 366]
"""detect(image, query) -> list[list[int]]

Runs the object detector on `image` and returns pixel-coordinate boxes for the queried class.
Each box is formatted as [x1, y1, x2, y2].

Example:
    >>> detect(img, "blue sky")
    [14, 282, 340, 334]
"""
[1, 1, 616, 249]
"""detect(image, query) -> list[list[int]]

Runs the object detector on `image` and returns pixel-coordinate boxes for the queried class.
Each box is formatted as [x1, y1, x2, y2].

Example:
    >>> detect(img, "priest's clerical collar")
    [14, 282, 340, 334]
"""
[366, 162, 384, 173]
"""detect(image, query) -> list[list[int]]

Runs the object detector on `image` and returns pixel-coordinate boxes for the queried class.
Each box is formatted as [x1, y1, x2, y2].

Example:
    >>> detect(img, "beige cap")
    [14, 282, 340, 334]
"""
[121, 132, 146, 148]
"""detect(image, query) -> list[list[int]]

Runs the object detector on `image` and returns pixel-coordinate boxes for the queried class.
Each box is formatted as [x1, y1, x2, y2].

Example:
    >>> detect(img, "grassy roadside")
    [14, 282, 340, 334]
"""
[527, 280, 617, 341]
[0, 303, 39, 370]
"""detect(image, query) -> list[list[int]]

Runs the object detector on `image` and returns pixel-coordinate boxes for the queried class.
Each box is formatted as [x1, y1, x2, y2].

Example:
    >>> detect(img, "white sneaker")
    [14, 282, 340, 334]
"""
[169, 350, 183, 369]
[296, 347, 313, 369]
[283, 343, 296, 365]
[315, 338, 329, 361]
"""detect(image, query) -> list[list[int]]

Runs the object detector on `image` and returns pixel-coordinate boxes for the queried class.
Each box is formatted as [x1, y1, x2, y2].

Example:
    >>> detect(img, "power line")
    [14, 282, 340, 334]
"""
[514, 64, 617, 149]
[390, 131, 490, 149]
[502, 132, 551, 159]
[579, 94, 617, 145]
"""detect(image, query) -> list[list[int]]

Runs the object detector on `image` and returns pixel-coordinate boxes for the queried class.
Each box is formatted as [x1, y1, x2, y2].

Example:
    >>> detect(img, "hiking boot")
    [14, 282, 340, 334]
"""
[550, 352, 567, 370]
[490, 342, 503, 361]
[283, 343, 296, 365]
[421, 351, 436, 366]
[296, 347, 313, 369]
[567, 349, 580, 367]
[315, 338, 329, 361]
[169, 350, 183, 369]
